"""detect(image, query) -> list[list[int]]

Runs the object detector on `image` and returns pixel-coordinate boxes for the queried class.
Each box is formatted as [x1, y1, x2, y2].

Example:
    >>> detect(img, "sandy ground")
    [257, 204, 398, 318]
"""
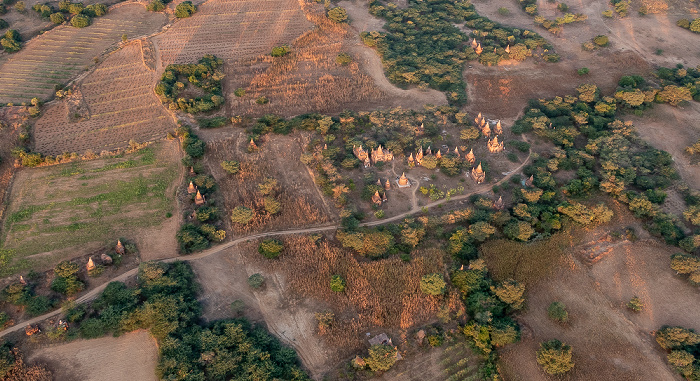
[628, 102, 700, 190]
[499, 214, 700, 380]
[28, 330, 158, 381]
[190, 245, 333, 380]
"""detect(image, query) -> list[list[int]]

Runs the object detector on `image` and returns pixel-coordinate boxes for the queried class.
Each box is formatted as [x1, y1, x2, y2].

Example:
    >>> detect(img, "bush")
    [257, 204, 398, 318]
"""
[80, 318, 106, 338]
[336, 52, 352, 65]
[364, 344, 397, 371]
[1, 29, 21, 53]
[234, 88, 246, 97]
[420, 273, 446, 295]
[627, 296, 643, 312]
[548, 301, 569, 323]
[247, 273, 264, 289]
[258, 238, 283, 259]
[175, 1, 196, 18]
[577, 67, 589, 75]
[26, 296, 51, 316]
[198, 116, 228, 128]
[231, 206, 254, 224]
[256, 96, 269, 105]
[330, 275, 346, 292]
[146, 0, 165, 12]
[220, 160, 240, 174]
[327, 7, 347, 23]
[271, 45, 290, 57]
[677, 18, 691, 29]
[176, 224, 210, 253]
[497, 7, 510, 15]
[593, 35, 609, 47]
[50, 12, 65, 24]
[536, 339, 574, 375]
[70, 14, 90, 28]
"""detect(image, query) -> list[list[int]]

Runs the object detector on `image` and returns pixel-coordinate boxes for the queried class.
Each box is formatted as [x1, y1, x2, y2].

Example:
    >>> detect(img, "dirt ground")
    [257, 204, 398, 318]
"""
[27, 330, 159, 381]
[628, 102, 700, 190]
[499, 209, 700, 380]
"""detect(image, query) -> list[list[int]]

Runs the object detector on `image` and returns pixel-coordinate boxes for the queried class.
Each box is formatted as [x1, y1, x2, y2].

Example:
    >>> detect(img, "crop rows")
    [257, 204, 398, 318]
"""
[153, 0, 312, 66]
[0, 4, 166, 104]
[33, 43, 176, 155]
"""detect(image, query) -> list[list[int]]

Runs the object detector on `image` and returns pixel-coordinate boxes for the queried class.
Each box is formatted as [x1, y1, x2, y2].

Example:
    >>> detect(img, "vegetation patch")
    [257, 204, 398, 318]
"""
[155, 55, 225, 114]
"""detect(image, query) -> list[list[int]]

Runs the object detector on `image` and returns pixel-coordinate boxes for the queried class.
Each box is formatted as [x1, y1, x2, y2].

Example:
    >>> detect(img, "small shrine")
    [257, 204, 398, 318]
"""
[487, 136, 504, 153]
[471, 163, 486, 184]
[465, 149, 476, 165]
[396, 173, 411, 188]
[195, 190, 206, 206]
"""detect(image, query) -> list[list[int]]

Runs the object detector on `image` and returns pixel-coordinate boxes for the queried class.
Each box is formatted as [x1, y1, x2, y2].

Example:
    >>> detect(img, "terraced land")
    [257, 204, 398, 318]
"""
[152, 0, 313, 66]
[33, 42, 176, 155]
[0, 3, 167, 104]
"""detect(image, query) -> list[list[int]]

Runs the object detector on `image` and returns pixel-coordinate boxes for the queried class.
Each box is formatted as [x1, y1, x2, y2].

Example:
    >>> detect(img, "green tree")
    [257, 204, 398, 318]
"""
[504, 220, 534, 241]
[670, 253, 700, 274]
[146, 0, 165, 12]
[691, 18, 700, 33]
[271, 45, 290, 57]
[220, 160, 240, 174]
[70, 14, 90, 28]
[247, 273, 265, 289]
[667, 350, 695, 376]
[469, 221, 496, 242]
[327, 7, 347, 23]
[1, 29, 21, 53]
[656, 326, 700, 350]
[460, 127, 480, 141]
[50, 12, 65, 24]
[491, 279, 525, 309]
[420, 273, 446, 295]
[547, 301, 568, 323]
[657, 85, 692, 106]
[364, 344, 397, 371]
[175, 1, 196, 18]
[231, 206, 254, 224]
[421, 155, 438, 169]
[330, 275, 346, 292]
[54, 260, 79, 278]
[258, 238, 283, 259]
[627, 296, 643, 312]
[263, 196, 281, 215]
[536, 339, 574, 375]
[684, 205, 700, 226]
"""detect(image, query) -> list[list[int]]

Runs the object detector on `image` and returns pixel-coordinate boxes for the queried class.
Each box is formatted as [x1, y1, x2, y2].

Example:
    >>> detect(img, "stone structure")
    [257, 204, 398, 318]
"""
[475, 43, 483, 55]
[453, 147, 459, 156]
[465, 149, 476, 165]
[505, 44, 510, 53]
[397, 173, 411, 188]
[101, 253, 113, 265]
[195, 190, 206, 206]
[525, 175, 534, 187]
[435, 150, 442, 159]
[487, 136, 504, 153]
[371, 191, 382, 206]
[472, 163, 486, 184]
[493, 196, 504, 210]
[471, 38, 478, 49]
[481, 122, 491, 138]
[86, 257, 95, 271]
[407, 153, 415, 166]
[494, 120, 503, 135]
[115, 239, 125, 255]
[187, 181, 196, 194]
[353, 145, 371, 168]
[416, 147, 424, 165]
[371, 145, 394, 165]
[384, 179, 391, 190]
[249, 138, 258, 150]
[382, 192, 387, 202]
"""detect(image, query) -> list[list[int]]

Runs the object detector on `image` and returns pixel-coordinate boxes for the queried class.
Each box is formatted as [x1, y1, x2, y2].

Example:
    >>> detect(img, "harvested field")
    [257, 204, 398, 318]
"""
[378, 341, 480, 381]
[1, 141, 181, 275]
[33, 41, 177, 155]
[0, 3, 167, 104]
[27, 330, 158, 381]
[498, 206, 700, 380]
[152, 0, 314, 66]
[201, 130, 335, 235]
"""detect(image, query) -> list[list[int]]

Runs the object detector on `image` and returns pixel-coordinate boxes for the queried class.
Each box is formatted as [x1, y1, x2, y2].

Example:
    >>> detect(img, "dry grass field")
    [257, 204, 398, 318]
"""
[33, 41, 177, 155]
[0, 3, 167, 104]
[152, 0, 314, 66]
[201, 130, 334, 235]
[1, 141, 181, 275]
[27, 330, 158, 381]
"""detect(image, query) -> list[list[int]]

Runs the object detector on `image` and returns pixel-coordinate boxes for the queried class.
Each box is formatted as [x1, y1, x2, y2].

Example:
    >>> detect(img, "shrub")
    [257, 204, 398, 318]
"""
[577, 67, 589, 75]
[175, 1, 196, 18]
[497, 7, 510, 15]
[543, 53, 560, 62]
[50, 12, 65, 24]
[26, 296, 51, 316]
[234, 88, 246, 97]
[602, 9, 613, 17]
[70, 14, 90, 28]
[491, 279, 525, 309]
[548, 301, 569, 323]
[231, 206, 254, 224]
[330, 275, 346, 292]
[247, 273, 264, 289]
[656, 326, 700, 350]
[336, 52, 352, 65]
[146, 0, 165, 12]
[677, 18, 691, 29]
[593, 35, 609, 47]
[271, 45, 290, 57]
[80, 318, 106, 338]
[1, 29, 21, 53]
[557, 2, 568, 11]
[536, 339, 574, 375]
[627, 296, 643, 312]
[258, 238, 283, 259]
[420, 273, 446, 295]
[364, 344, 397, 371]
[263, 196, 281, 215]
[256, 96, 269, 105]
[327, 6, 347, 23]
[220, 160, 240, 174]
[176, 224, 210, 253]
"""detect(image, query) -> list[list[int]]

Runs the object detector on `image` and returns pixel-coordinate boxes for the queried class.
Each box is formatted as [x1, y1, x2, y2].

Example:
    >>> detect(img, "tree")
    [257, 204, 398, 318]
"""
[70, 14, 90, 28]
[220, 160, 240, 174]
[263, 196, 281, 215]
[656, 326, 700, 350]
[469, 221, 496, 242]
[491, 279, 525, 309]
[420, 273, 446, 295]
[536, 339, 574, 375]
[271, 45, 290, 57]
[146, 0, 165, 12]
[657, 85, 692, 106]
[247, 273, 264, 289]
[504, 221, 534, 241]
[684, 205, 700, 226]
[670, 253, 700, 274]
[627, 296, 643, 312]
[508, 43, 531, 61]
[593, 35, 608, 46]
[258, 238, 283, 259]
[175, 1, 196, 18]
[547, 301, 568, 323]
[231, 206, 254, 224]
[258, 177, 278, 196]
[330, 275, 346, 292]
[667, 350, 695, 376]
[1, 29, 21, 53]
[691, 18, 700, 33]
[460, 127, 480, 141]
[364, 344, 397, 371]
[327, 7, 347, 23]
[50, 12, 65, 24]
[54, 260, 79, 278]
[13, 1, 24, 12]
[421, 155, 438, 169]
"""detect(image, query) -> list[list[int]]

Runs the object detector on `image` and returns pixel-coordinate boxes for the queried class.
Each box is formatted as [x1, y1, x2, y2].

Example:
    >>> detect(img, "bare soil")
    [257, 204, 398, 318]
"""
[27, 330, 158, 381]
[499, 207, 700, 380]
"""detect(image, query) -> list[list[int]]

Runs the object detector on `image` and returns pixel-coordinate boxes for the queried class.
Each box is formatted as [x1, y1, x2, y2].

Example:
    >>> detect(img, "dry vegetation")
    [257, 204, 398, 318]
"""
[1, 141, 180, 275]
[0, 3, 166, 104]
[33, 42, 176, 155]
[202, 131, 334, 235]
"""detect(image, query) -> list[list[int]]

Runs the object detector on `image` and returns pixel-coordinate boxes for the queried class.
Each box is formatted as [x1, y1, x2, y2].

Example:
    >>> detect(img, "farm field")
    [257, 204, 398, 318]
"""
[0, 3, 167, 105]
[0, 140, 181, 275]
[152, 0, 314, 66]
[27, 330, 158, 381]
[33, 41, 177, 155]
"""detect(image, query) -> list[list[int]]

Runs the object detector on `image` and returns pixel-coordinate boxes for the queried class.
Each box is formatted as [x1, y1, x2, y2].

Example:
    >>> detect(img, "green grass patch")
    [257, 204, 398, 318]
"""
[197, 116, 229, 129]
